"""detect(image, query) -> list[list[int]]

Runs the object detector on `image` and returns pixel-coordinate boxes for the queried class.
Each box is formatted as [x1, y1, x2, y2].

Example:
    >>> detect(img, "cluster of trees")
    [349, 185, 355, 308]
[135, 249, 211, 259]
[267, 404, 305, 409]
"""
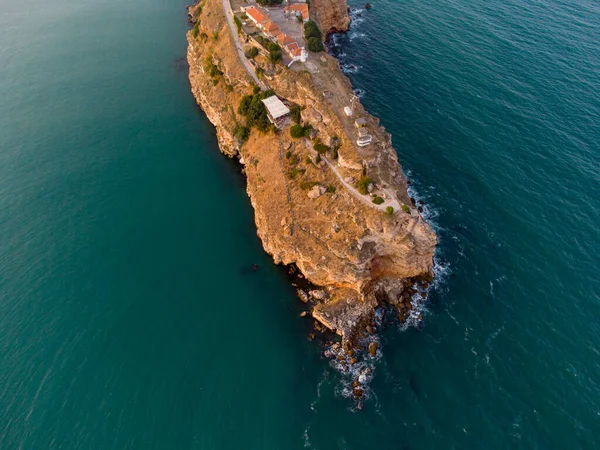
[255, 35, 283, 63]
[304, 20, 324, 52]
[245, 47, 259, 59]
[238, 88, 276, 134]
[257, 0, 283, 5]
[290, 123, 313, 139]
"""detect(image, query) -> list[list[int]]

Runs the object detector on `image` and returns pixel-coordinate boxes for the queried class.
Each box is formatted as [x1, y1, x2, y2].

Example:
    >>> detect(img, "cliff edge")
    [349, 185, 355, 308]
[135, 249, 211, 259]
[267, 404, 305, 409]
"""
[186, 0, 436, 346]
[311, 0, 351, 34]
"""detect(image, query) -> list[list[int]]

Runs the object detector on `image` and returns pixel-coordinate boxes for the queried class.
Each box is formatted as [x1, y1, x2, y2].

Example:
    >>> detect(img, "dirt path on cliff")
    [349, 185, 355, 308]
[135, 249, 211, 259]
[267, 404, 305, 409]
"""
[323, 157, 401, 212]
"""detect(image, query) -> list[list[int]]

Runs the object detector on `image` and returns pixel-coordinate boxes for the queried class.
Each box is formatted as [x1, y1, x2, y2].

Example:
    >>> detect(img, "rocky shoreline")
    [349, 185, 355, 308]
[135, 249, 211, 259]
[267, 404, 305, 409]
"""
[186, 0, 437, 399]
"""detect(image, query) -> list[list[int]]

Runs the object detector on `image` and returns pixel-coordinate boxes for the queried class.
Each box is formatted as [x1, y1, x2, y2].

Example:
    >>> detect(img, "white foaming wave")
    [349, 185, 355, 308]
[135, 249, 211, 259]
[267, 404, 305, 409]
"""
[303, 425, 312, 448]
[348, 31, 367, 41]
[349, 8, 365, 26]
[342, 63, 362, 74]
[353, 88, 365, 99]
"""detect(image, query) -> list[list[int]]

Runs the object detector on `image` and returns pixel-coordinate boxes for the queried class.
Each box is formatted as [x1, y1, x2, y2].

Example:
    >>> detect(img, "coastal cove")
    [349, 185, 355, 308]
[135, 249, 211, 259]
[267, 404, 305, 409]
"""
[0, 0, 599, 449]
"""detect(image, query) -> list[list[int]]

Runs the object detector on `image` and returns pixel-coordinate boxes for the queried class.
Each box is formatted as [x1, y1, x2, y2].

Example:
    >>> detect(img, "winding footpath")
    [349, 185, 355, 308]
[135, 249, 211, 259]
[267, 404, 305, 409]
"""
[323, 157, 401, 213]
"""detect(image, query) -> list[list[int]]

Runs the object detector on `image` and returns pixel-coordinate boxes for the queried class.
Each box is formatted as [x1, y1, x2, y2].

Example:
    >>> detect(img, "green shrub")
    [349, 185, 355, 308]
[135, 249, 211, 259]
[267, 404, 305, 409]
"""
[257, 0, 283, 5]
[205, 56, 223, 78]
[330, 145, 339, 159]
[270, 49, 282, 64]
[233, 124, 250, 143]
[289, 153, 299, 165]
[356, 175, 372, 195]
[237, 91, 273, 133]
[401, 204, 410, 214]
[305, 157, 312, 165]
[303, 124, 313, 137]
[326, 184, 336, 193]
[290, 124, 304, 138]
[315, 153, 321, 163]
[385, 206, 394, 216]
[192, 21, 200, 38]
[289, 104, 302, 124]
[247, 47, 259, 59]
[287, 167, 305, 179]
[372, 196, 384, 205]
[234, 16, 242, 33]
[304, 20, 322, 40]
[212, 31, 219, 41]
[307, 37, 324, 52]
[241, 13, 248, 19]
[301, 181, 319, 190]
[314, 142, 329, 154]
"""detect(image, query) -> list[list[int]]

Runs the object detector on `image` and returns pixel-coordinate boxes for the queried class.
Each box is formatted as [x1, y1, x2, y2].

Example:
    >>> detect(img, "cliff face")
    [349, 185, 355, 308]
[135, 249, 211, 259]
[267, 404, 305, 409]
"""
[187, 0, 436, 342]
[311, 0, 351, 34]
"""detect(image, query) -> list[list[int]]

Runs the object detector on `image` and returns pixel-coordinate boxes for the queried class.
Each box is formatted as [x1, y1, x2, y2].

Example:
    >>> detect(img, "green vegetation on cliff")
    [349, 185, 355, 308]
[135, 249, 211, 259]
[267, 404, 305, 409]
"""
[238, 90, 276, 133]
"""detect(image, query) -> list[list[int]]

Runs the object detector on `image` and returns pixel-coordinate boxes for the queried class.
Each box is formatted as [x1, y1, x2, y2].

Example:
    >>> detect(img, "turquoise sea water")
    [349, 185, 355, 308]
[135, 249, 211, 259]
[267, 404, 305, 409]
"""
[1, 0, 599, 448]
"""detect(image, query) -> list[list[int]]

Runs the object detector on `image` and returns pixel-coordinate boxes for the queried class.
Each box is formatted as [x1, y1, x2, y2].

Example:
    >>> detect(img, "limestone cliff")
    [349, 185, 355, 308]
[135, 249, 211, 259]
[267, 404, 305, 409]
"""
[310, 0, 351, 34]
[187, 0, 436, 343]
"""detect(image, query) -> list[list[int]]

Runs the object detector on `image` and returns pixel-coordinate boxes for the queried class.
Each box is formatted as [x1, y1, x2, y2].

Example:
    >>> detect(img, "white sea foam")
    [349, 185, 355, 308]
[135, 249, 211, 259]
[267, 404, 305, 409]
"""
[348, 31, 367, 41]
[303, 425, 312, 448]
[341, 63, 362, 74]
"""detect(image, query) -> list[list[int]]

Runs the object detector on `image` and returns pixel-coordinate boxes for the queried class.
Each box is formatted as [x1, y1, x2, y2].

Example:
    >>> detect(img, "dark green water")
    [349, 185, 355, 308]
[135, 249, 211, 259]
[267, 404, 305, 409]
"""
[1, 0, 599, 448]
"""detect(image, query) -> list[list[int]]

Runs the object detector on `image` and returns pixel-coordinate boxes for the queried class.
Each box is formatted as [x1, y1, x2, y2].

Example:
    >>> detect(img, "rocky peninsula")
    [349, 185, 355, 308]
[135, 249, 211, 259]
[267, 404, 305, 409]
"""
[186, 0, 437, 382]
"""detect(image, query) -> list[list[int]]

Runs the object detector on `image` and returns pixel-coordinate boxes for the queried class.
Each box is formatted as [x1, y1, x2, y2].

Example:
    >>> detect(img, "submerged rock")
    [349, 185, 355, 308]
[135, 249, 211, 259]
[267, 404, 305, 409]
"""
[368, 341, 378, 357]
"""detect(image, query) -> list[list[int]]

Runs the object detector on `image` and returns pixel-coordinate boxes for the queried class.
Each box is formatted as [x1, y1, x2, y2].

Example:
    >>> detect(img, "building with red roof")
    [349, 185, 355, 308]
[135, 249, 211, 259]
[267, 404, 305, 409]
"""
[284, 4, 309, 23]
[244, 6, 268, 27]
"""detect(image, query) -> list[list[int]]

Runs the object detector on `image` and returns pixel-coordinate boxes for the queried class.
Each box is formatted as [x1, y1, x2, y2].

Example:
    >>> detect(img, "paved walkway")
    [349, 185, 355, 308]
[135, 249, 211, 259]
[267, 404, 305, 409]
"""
[221, 0, 267, 89]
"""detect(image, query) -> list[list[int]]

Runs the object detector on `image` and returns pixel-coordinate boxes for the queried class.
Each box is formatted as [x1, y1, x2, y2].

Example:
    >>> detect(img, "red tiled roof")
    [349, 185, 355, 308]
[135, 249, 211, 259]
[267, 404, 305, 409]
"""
[263, 21, 280, 33]
[286, 42, 299, 51]
[245, 7, 268, 24]
[284, 4, 309, 21]
[277, 34, 295, 45]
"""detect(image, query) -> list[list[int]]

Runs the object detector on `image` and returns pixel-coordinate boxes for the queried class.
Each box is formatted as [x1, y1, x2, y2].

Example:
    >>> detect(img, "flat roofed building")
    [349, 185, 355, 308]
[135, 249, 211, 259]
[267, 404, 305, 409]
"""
[355, 117, 367, 128]
[261, 95, 290, 126]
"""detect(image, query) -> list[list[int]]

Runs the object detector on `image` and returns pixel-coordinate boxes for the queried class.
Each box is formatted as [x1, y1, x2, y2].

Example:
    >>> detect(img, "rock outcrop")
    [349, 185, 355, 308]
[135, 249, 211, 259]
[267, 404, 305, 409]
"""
[186, 0, 436, 344]
[310, 0, 351, 34]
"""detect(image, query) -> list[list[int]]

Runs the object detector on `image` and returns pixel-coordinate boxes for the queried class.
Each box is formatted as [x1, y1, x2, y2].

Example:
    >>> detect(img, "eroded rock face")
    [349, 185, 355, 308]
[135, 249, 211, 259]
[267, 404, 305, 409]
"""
[310, 0, 351, 35]
[186, 0, 436, 342]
